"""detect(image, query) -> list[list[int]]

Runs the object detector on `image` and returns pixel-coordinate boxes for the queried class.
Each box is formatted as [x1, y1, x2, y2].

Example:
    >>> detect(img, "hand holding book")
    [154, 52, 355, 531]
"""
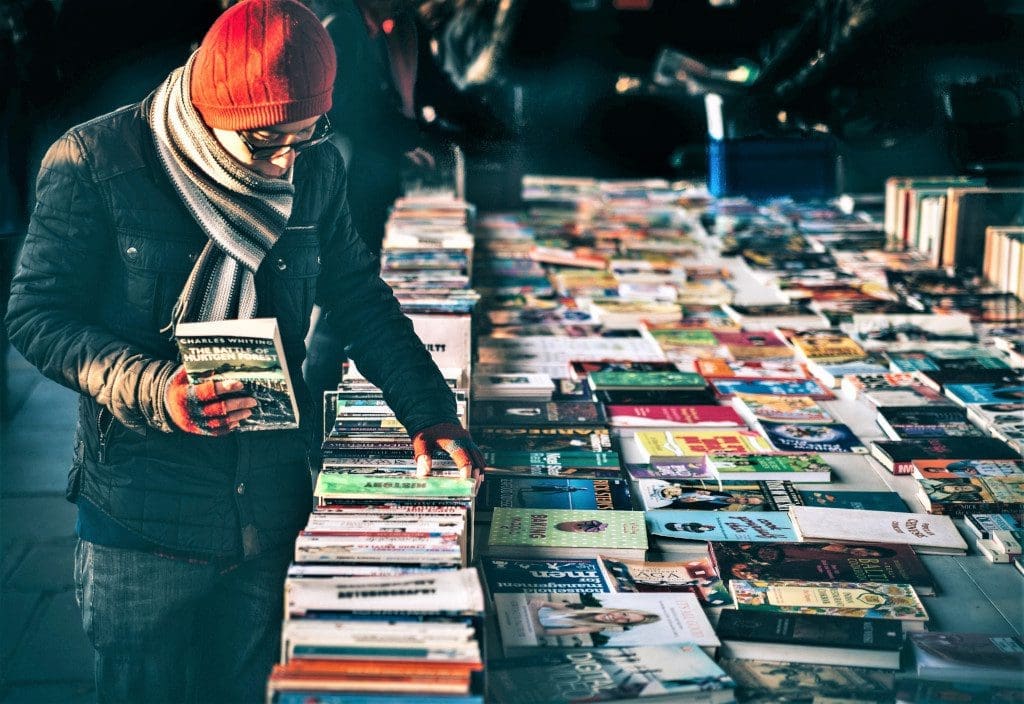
[163, 367, 258, 436]
[412, 422, 486, 479]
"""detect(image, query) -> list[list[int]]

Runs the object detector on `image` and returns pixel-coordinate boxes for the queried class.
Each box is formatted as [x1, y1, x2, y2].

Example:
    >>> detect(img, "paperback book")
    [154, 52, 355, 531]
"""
[707, 454, 833, 483]
[758, 421, 868, 454]
[476, 476, 633, 519]
[632, 429, 773, 461]
[875, 405, 985, 440]
[623, 457, 714, 480]
[479, 557, 615, 595]
[708, 377, 835, 400]
[730, 393, 834, 424]
[720, 657, 893, 702]
[796, 489, 909, 512]
[647, 511, 797, 543]
[635, 478, 803, 512]
[788, 506, 968, 555]
[728, 579, 929, 629]
[493, 591, 720, 653]
[174, 317, 299, 430]
[486, 508, 648, 560]
[870, 437, 1022, 475]
[908, 632, 1024, 688]
[597, 556, 732, 607]
[605, 405, 745, 429]
[916, 476, 1024, 517]
[708, 540, 936, 594]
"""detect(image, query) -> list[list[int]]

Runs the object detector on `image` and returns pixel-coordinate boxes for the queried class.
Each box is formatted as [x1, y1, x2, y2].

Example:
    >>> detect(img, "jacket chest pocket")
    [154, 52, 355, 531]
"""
[264, 229, 321, 340]
[116, 230, 201, 330]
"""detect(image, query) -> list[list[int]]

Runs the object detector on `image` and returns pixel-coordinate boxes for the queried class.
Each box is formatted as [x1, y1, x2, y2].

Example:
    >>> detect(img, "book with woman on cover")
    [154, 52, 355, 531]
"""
[175, 317, 299, 430]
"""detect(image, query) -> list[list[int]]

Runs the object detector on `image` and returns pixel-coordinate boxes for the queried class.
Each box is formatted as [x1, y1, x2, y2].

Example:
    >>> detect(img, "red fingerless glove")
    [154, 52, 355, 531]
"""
[411, 422, 486, 478]
[163, 368, 252, 436]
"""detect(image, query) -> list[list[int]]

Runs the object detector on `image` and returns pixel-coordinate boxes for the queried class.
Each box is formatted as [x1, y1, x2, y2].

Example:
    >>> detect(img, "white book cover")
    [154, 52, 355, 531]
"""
[789, 506, 968, 554]
[493, 591, 719, 654]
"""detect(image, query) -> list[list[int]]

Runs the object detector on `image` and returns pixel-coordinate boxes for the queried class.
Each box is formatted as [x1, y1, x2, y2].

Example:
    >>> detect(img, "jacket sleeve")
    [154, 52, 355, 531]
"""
[314, 154, 459, 436]
[4, 132, 178, 434]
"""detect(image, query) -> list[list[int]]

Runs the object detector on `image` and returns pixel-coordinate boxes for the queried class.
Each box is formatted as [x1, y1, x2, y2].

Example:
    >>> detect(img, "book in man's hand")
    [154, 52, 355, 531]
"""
[715, 610, 904, 670]
[175, 317, 299, 430]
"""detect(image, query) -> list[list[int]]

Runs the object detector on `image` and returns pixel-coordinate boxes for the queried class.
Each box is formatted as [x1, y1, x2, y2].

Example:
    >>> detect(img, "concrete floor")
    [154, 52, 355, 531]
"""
[1, 345, 94, 703]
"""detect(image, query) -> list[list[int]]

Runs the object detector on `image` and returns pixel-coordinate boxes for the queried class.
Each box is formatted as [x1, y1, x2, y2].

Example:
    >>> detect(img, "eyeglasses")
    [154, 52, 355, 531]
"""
[238, 115, 333, 161]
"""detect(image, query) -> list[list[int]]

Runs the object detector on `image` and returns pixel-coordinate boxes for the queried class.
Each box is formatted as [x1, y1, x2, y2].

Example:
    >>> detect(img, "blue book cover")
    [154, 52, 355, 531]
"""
[760, 420, 868, 454]
[480, 557, 614, 594]
[647, 510, 797, 542]
[275, 695, 484, 704]
[710, 378, 834, 399]
[797, 490, 909, 512]
[946, 382, 1024, 406]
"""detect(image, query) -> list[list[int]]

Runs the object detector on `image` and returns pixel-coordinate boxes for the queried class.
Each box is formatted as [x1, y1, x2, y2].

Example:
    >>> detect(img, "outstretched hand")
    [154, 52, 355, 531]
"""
[164, 367, 257, 436]
[411, 422, 486, 480]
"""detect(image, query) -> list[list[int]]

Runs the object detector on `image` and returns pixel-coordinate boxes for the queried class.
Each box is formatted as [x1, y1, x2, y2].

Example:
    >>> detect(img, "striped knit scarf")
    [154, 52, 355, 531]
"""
[149, 53, 295, 329]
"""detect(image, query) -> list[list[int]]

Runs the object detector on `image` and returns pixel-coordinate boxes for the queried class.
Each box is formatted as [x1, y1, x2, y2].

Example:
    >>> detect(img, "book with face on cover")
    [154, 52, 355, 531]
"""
[788, 506, 968, 555]
[647, 510, 797, 544]
[912, 458, 1024, 481]
[708, 540, 936, 595]
[636, 478, 803, 512]
[728, 579, 929, 629]
[174, 317, 299, 431]
[492, 591, 720, 654]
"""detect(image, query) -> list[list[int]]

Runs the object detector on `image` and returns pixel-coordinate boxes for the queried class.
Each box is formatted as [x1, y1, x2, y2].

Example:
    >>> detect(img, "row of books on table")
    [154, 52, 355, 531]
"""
[461, 175, 1023, 703]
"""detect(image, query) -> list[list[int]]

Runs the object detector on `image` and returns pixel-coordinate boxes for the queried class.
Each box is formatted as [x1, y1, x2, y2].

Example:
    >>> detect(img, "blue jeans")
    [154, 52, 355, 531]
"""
[74, 540, 291, 704]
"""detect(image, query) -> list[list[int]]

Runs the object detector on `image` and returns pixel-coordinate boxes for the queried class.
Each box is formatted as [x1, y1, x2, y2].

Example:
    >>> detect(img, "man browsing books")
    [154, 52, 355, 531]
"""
[4, 1, 483, 701]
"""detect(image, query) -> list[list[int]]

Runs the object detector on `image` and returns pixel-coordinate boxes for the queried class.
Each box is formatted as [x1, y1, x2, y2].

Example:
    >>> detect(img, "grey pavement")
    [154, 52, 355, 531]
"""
[1, 345, 92, 703]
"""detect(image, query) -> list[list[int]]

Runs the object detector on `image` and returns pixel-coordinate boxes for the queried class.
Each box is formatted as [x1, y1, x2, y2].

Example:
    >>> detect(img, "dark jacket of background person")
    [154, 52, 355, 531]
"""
[4, 95, 459, 560]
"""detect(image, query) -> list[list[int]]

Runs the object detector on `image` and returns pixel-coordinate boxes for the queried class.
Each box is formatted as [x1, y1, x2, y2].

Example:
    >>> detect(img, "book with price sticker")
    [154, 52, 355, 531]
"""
[174, 317, 299, 431]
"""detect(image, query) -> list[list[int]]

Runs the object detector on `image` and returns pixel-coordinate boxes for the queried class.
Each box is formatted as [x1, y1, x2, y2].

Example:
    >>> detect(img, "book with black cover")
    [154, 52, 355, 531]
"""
[476, 476, 633, 519]
[716, 610, 903, 670]
[909, 632, 1024, 688]
[471, 401, 607, 428]
[870, 437, 1022, 476]
[875, 405, 985, 440]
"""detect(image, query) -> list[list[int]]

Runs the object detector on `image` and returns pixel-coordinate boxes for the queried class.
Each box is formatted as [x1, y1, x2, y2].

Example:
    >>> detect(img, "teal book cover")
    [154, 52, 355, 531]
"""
[647, 510, 797, 542]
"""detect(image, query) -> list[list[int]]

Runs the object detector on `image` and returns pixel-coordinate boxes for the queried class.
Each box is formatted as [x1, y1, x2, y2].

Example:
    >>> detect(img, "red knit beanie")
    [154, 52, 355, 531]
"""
[190, 0, 336, 130]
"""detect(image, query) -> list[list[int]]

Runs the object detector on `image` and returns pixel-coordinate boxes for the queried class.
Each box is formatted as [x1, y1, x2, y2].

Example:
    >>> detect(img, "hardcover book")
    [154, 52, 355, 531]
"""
[493, 591, 719, 653]
[758, 421, 868, 454]
[487, 645, 736, 704]
[174, 317, 299, 430]
[716, 611, 903, 670]
[647, 511, 797, 543]
[479, 557, 615, 595]
[486, 508, 648, 560]
[707, 454, 832, 483]
[476, 476, 633, 518]
[788, 506, 968, 555]
[870, 437, 1022, 475]
[909, 632, 1024, 688]
[796, 490, 909, 512]
[728, 579, 929, 628]
[708, 540, 936, 594]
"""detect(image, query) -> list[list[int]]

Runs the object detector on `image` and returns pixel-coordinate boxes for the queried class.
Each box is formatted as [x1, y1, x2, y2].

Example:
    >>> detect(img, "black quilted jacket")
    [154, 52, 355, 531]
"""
[5, 96, 458, 559]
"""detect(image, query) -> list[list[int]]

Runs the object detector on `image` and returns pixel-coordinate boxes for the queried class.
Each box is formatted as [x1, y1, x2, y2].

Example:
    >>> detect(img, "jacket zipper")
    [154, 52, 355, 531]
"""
[97, 407, 114, 464]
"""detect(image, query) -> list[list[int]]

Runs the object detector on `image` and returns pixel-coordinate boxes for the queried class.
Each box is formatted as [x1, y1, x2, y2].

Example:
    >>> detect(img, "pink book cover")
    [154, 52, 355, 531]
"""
[607, 405, 745, 427]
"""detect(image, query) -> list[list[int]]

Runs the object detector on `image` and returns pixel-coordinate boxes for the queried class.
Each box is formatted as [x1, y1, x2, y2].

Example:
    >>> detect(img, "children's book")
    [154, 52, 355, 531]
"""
[174, 317, 299, 430]
[485, 508, 648, 560]
[487, 645, 736, 704]
[759, 421, 868, 454]
[493, 591, 720, 653]
[728, 579, 929, 629]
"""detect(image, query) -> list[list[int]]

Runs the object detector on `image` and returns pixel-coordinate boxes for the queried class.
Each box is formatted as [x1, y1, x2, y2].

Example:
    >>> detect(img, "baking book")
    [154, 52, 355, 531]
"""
[788, 506, 968, 555]
[486, 508, 648, 560]
[487, 645, 736, 704]
[708, 540, 936, 595]
[493, 591, 719, 653]
[174, 317, 299, 430]
[728, 579, 929, 629]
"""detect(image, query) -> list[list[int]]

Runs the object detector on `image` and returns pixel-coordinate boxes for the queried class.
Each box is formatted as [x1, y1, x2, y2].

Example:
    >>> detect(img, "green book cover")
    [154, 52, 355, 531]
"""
[483, 451, 621, 470]
[710, 454, 833, 476]
[314, 472, 477, 499]
[587, 370, 708, 390]
[488, 508, 648, 551]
